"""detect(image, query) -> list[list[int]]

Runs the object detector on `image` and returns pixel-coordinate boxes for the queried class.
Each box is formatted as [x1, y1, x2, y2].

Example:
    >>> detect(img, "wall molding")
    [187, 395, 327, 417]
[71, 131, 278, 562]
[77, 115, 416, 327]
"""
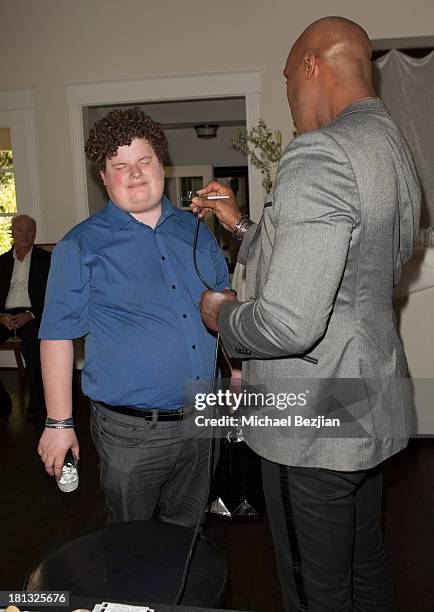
[0, 89, 34, 111]
[372, 35, 434, 51]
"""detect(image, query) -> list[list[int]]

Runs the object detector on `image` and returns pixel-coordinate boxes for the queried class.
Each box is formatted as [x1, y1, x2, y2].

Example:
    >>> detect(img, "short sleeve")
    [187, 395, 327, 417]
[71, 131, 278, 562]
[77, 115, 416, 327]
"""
[38, 239, 90, 340]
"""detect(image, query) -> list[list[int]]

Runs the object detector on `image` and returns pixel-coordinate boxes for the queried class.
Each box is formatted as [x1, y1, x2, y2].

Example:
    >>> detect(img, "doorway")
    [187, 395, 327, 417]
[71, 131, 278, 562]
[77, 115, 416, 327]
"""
[66, 71, 262, 228]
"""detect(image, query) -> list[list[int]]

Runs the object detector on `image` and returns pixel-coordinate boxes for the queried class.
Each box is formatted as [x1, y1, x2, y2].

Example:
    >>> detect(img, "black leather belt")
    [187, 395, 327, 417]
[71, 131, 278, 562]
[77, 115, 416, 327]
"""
[96, 401, 194, 421]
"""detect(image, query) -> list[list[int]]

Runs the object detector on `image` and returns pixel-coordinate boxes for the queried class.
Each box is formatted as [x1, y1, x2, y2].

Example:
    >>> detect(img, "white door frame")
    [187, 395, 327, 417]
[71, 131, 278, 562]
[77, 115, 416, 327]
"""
[0, 90, 44, 240]
[66, 71, 263, 223]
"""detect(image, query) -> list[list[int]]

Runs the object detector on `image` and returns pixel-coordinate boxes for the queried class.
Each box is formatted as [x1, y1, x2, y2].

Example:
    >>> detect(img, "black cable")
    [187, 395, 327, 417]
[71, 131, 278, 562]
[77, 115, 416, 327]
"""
[193, 213, 214, 291]
[170, 215, 218, 609]
[171, 213, 316, 607]
[193, 215, 317, 365]
[170, 408, 216, 607]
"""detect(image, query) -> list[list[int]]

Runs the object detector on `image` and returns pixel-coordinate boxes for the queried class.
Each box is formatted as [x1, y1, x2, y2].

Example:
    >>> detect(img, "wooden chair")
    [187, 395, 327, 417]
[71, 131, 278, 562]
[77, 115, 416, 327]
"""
[0, 335, 26, 377]
[0, 243, 55, 378]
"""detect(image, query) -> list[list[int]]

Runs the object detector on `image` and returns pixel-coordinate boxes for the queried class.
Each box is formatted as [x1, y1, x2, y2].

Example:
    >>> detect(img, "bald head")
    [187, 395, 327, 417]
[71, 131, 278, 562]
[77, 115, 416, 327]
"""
[284, 17, 376, 133]
[11, 214, 36, 231]
[294, 17, 372, 62]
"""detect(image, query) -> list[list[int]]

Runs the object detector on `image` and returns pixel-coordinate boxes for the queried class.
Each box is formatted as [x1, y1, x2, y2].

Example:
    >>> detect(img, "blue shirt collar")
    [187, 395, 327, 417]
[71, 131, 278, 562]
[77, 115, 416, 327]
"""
[106, 195, 182, 233]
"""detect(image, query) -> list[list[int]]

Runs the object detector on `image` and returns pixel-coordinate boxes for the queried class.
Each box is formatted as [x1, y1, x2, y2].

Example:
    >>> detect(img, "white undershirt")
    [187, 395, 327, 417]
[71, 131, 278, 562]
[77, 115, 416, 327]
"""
[5, 247, 33, 310]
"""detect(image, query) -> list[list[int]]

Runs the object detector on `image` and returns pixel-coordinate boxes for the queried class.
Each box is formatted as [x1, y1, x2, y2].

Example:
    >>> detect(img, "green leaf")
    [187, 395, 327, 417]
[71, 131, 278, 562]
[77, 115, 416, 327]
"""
[230, 119, 282, 191]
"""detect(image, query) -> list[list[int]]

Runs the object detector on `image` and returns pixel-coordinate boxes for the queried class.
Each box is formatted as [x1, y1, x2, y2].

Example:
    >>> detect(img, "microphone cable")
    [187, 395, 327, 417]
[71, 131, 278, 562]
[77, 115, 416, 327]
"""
[193, 214, 317, 365]
[170, 214, 219, 609]
[193, 212, 214, 292]
[171, 212, 317, 607]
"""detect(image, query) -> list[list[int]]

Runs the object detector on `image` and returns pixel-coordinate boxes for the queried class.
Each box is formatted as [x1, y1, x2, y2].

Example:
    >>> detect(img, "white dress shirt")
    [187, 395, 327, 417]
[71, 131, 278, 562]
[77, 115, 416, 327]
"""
[5, 247, 33, 310]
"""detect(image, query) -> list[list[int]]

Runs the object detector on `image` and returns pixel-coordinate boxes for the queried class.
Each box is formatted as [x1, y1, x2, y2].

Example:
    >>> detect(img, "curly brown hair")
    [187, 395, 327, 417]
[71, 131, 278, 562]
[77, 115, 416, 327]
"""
[84, 107, 169, 172]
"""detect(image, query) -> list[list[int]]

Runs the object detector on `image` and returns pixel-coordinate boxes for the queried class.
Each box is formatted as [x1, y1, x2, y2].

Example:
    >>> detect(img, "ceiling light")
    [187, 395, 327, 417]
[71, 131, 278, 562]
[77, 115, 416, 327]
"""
[194, 124, 219, 139]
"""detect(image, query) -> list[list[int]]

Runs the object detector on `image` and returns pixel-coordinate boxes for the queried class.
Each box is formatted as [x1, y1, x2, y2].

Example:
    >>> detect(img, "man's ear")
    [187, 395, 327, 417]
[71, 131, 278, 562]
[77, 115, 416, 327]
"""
[100, 170, 106, 185]
[303, 51, 316, 79]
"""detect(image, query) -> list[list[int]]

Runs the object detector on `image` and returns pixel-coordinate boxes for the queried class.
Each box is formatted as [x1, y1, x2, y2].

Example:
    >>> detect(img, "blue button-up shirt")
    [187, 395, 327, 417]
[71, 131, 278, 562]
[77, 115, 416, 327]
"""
[39, 197, 229, 409]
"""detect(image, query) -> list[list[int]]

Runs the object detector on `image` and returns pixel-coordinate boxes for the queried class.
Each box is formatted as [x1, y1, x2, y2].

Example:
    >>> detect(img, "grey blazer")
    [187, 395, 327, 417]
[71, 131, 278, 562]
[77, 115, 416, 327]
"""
[219, 98, 421, 471]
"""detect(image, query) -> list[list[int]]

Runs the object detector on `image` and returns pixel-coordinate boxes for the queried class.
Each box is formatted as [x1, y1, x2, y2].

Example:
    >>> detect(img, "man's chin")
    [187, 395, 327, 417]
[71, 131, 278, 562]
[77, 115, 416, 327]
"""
[119, 199, 162, 215]
[130, 198, 161, 209]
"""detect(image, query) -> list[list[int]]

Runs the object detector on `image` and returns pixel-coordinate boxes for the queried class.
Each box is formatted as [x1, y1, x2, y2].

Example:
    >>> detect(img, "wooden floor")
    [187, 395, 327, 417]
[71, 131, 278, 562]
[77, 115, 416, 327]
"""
[0, 368, 433, 612]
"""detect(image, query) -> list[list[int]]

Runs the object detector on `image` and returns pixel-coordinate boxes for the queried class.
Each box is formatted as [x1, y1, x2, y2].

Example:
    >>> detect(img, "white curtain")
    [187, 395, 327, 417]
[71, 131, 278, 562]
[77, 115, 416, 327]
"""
[374, 49, 434, 226]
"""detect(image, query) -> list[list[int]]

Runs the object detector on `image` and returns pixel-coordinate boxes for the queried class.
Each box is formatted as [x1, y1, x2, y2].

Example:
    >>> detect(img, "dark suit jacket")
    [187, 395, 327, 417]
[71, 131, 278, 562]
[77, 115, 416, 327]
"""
[0, 246, 51, 324]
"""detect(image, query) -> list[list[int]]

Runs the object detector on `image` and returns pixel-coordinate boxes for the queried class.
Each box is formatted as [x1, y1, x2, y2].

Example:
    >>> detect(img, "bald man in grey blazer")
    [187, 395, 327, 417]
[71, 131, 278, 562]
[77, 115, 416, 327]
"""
[194, 17, 421, 612]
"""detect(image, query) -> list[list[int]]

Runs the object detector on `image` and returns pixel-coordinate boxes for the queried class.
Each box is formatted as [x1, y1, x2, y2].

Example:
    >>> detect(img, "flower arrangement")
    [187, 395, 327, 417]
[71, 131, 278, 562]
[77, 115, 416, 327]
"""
[231, 119, 283, 193]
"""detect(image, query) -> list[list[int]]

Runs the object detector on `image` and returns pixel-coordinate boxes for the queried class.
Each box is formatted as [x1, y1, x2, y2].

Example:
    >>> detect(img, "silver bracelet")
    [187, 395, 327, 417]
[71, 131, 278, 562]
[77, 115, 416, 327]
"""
[45, 416, 74, 429]
[233, 215, 253, 241]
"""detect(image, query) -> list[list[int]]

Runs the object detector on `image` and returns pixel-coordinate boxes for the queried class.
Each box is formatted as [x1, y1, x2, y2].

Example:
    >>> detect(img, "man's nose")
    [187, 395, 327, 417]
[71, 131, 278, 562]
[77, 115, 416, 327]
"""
[130, 164, 142, 178]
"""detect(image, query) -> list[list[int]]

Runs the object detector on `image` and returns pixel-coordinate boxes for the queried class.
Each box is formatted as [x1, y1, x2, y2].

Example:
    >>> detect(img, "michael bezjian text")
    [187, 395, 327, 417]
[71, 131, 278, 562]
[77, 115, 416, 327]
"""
[195, 414, 342, 428]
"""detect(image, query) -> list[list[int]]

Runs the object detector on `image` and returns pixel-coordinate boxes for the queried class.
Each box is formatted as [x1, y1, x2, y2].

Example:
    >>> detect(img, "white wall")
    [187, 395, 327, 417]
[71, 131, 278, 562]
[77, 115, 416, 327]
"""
[1, 0, 433, 240]
[165, 127, 246, 167]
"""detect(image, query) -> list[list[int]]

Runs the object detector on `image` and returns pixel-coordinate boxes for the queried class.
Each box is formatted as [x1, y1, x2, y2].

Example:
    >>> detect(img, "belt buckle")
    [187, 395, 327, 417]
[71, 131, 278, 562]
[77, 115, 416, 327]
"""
[179, 406, 193, 419]
[159, 406, 192, 421]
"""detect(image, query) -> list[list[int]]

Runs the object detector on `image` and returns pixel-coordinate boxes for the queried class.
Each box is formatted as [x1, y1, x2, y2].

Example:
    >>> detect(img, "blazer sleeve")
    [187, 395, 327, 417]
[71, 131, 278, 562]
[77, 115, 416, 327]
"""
[237, 222, 258, 266]
[219, 131, 359, 359]
[29, 247, 52, 322]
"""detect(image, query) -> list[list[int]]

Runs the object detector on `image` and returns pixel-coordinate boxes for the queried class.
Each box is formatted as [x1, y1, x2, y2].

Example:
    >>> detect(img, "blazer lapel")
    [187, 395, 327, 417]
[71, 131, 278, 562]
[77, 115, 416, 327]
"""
[0, 249, 14, 310]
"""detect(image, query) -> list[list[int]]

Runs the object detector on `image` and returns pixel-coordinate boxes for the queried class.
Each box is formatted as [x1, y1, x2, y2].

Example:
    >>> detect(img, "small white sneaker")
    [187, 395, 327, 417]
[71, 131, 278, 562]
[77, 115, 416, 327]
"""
[57, 450, 79, 493]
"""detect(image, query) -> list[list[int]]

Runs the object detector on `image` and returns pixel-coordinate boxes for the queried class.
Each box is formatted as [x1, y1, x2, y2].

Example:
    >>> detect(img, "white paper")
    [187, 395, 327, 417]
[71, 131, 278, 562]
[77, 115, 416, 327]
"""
[92, 603, 154, 612]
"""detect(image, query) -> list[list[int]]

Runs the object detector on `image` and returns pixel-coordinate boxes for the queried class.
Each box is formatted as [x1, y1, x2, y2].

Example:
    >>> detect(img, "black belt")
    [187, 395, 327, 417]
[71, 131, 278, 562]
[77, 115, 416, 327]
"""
[96, 401, 194, 421]
[5, 307, 32, 314]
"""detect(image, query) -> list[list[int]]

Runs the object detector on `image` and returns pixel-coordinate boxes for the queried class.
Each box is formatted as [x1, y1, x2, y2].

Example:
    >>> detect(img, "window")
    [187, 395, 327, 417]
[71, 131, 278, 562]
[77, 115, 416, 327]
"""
[0, 128, 17, 254]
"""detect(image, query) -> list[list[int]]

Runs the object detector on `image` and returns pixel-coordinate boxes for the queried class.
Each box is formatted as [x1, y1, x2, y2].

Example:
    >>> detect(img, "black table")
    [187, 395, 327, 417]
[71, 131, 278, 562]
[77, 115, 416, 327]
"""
[25, 521, 227, 609]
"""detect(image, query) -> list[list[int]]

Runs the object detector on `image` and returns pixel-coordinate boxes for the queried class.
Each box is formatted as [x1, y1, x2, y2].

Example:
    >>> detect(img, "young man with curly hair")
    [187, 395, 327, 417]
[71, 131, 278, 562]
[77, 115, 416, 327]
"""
[37, 108, 228, 527]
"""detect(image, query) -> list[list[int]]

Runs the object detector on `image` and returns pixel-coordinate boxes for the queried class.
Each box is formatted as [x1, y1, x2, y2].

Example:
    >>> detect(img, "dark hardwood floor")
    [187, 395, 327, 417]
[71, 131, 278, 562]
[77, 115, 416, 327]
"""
[0, 368, 433, 612]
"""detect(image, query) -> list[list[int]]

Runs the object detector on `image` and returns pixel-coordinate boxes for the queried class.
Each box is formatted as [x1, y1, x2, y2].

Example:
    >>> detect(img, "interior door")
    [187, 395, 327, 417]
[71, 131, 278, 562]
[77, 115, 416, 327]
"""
[164, 165, 213, 209]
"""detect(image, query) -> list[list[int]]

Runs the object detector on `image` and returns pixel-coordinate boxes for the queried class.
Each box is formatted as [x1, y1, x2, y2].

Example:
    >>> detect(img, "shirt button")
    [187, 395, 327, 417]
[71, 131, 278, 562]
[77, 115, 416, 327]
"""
[182, 314, 187, 318]
[161, 256, 166, 260]
[192, 345, 196, 350]
[171, 284, 176, 289]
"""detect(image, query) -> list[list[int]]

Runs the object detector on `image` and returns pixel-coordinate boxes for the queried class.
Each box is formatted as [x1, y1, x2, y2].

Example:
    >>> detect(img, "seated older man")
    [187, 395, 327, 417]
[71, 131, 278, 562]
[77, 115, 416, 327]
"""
[0, 215, 51, 421]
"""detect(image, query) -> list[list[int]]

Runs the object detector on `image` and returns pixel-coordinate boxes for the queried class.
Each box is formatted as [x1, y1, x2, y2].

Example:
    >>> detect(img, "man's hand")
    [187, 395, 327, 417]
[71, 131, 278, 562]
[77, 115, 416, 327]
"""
[0, 313, 15, 330]
[11, 311, 33, 329]
[190, 180, 243, 232]
[200, 289, 238, 332]
[0, 312, 33, 330]
[38, 428, 79, 480]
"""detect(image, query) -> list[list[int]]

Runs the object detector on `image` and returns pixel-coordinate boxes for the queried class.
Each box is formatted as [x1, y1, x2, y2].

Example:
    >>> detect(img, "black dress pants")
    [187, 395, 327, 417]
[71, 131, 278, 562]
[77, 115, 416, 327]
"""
[262, 459, 397, 612]
[0, 309, 45, 414]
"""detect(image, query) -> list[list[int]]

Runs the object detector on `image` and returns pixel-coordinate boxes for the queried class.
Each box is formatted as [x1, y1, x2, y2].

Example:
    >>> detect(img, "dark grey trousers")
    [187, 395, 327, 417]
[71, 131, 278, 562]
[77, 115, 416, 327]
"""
[90, 402, 211, 528]
[0, 312, 45, 413]
[262, 460, 397, 612]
